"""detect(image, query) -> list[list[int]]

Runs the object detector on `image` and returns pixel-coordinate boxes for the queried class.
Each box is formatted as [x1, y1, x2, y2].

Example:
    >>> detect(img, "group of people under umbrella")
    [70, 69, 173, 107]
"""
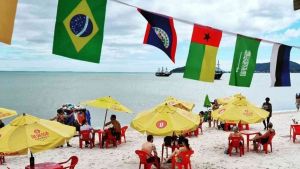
[0, 94, 273, 168]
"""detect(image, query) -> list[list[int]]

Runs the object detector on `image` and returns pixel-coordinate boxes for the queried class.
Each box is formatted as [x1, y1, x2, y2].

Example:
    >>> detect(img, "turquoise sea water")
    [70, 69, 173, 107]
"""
[0, 72, 299, 126]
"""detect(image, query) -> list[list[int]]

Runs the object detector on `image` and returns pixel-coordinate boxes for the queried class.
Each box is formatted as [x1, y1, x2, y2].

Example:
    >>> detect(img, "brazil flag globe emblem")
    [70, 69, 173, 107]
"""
[53, 0, 107, 63]
[63, 0, 99, 52]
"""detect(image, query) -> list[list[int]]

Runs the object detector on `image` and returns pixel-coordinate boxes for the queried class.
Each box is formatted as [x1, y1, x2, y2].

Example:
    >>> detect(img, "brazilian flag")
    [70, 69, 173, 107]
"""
[53, 0, 107, 63]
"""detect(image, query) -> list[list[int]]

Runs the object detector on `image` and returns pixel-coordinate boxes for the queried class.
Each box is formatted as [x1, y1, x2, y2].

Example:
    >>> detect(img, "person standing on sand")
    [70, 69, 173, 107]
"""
[262, 97, 272, 130]
[51, 108, 72, 147]
[212, 99, 219, 128]
[296, 93, 300, 112]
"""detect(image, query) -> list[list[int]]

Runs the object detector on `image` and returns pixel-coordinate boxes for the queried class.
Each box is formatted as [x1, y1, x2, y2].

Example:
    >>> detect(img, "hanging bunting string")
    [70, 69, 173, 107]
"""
[110, 0, 300, 49]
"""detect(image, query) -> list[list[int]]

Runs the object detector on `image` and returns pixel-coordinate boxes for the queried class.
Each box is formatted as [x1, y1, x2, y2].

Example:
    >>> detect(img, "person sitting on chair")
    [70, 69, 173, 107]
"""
[104, 114, 121, 141]
[80, 119, 93, 147]
[102, 114, 121, 147]
[142, 135, 160, 169]
[80, 119, 93, 131]
[164, 138, 191, 163]
[229, 126, 242, 138]
[250, 123, 275, 151]
[224, 126, 243, 154]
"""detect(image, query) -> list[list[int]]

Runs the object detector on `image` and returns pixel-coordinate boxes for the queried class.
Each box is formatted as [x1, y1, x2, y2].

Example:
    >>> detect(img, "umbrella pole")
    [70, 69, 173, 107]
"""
[30, 151, 34, 167]
[103, 109, 108, 130]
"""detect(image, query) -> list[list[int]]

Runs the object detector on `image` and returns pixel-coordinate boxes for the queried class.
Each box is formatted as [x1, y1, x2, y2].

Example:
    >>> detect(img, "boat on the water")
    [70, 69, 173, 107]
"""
[156, 61, 223, 79]
[214, 61, 223, 80]
[155, 67, 172, 77]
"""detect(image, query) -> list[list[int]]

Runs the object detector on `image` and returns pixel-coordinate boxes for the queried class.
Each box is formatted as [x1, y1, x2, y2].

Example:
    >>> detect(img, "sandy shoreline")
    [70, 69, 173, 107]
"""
[3, 111, 300, 169]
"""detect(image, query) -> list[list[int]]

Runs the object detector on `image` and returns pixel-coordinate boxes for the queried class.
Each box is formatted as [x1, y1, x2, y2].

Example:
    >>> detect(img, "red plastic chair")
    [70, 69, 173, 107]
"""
[258, 132, 275, 154]
[79, 130, 94, 149]
[96, 130, 103, 148]
[291, 125, 300, 143]
[224, 122, 237, 131]
[184, 132, 192, 137]
[135, 150, 159, 169]
[185, 129, 198, 137]
[58, 156, 79, 169]
[228, 136, 244, 157]
[120, 126, 128, 143]
[238, 122, 249, 131]
[171, 150, 194, 169]
[0, 153, 5, 165]
[105, 130, 117, 148]
[193, 128, 199, 137]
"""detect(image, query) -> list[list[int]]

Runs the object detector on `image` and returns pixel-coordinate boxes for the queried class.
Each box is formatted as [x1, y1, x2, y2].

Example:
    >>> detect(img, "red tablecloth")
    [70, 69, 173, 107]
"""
[25, 162, 63, 169]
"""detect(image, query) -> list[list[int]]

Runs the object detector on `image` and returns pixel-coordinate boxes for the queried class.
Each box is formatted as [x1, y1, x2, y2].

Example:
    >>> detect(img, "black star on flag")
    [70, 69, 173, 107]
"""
[204, 33, 210, 42]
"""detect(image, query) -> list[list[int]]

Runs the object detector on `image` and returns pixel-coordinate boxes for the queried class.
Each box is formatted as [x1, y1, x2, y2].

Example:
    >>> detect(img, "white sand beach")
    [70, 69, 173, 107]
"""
[3, 111, 300, 169]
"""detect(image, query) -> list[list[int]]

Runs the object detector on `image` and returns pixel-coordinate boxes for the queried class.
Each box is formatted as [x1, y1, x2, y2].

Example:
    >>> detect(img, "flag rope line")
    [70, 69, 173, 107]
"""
[110, 0, 300, 49]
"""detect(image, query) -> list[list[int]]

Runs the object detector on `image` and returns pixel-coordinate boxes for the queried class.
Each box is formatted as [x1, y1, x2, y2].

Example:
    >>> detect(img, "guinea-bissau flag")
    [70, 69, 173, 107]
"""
[138, 9, 177, 63]
[229, 35, 261, 87]
[270, 43, 292, 87]
[183, 25, 222, 82]
[0, 0, 18, 44]
[53, 0, 107, 63]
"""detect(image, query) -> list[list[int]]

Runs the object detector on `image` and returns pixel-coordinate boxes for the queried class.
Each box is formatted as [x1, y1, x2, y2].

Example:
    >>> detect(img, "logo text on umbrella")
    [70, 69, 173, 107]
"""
[243, 110, 253, 116]
[156, 120, 167, 129]
[31, 129, 49, 141]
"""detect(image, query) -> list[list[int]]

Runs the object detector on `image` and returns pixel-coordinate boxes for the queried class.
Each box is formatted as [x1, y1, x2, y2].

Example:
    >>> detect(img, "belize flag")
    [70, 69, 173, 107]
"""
[138, 9, 177, 63]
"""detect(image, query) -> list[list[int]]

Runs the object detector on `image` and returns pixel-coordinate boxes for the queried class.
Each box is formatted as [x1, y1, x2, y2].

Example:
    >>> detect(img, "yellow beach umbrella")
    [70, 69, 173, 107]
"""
[217, 93, 244, 105]
[161, 96, 195, 111]
[0, 107, 17, 119]
[212, 95, 269, 124]
[0, 113, 76, 155]
[81, 96, 132, 129]
[131, 103, 200, 136]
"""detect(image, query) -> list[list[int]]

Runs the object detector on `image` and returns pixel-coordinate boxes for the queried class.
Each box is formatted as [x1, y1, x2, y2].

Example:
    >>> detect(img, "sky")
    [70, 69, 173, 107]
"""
[1, 0, 300, 72]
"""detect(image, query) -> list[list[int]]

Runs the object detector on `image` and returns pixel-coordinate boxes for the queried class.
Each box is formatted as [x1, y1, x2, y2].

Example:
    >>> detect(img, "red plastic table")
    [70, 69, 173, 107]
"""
[161, 143, 179, 162]
[290, 124, 300, 139]
[240, 130, 260, 152]
[25, 162, 63, 169]
[94, 129, 103, 148]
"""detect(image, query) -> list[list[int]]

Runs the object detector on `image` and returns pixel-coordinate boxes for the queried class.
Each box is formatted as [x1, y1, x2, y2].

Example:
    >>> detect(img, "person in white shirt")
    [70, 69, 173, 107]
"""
[80, 120, 93, 147]
[80, 120, 93, 131]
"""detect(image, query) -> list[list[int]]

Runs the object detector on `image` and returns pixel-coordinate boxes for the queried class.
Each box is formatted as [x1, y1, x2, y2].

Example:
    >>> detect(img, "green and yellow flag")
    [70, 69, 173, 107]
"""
[184, 25, 222, 82]
[0, 0, 18, 44]
[53, 0, 107, 63]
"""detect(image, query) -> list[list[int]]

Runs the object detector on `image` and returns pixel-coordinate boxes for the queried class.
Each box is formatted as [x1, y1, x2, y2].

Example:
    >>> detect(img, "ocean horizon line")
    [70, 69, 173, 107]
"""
[0, 70, 154, 73]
